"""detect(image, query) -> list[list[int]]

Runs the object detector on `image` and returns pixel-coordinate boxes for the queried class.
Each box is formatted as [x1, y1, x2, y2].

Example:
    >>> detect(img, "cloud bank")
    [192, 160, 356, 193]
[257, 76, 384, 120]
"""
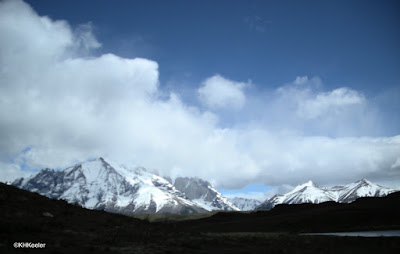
[0, 0, 399, 188]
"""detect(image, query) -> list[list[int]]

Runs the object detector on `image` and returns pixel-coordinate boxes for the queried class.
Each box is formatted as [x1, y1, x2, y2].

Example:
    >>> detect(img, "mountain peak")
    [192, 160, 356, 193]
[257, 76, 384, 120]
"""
[257, 179, 397, 210]
[12, 159, 242, 214]
[358, 179, 372, 185]
[41, 168, 55, 173]
[174, 176, 239, 211]
[12, 159, 209, 214]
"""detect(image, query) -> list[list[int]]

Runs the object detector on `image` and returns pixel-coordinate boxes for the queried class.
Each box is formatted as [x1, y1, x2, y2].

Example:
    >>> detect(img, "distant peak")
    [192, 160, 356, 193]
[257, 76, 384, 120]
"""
[97, 157, 109, 163]
[41, 168, 54, 173]
[95, 157, 119, 167]
[358, 179, 372, 185]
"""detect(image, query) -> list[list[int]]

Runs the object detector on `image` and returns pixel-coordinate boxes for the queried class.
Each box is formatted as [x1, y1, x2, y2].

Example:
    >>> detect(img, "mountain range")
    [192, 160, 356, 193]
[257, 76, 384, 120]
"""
[257, 179, 397, 210]
[12, 157, 237, 214]
[11, 157, 398, 214]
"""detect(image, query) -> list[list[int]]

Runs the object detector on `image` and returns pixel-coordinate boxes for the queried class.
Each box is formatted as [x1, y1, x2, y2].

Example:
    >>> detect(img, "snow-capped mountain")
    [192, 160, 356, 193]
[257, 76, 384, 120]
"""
[228, 197, 261, 211]
[13, 157, 395, 213]
[174, 177, 240, 211]
[257, 179, 397, 210]
[330, 179, 395, 203]
[12, 158, 206, 214]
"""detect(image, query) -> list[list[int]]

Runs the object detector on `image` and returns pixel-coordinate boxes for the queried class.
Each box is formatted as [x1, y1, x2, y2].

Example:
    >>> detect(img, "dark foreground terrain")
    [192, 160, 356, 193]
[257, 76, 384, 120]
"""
[1, 183, 399, 253]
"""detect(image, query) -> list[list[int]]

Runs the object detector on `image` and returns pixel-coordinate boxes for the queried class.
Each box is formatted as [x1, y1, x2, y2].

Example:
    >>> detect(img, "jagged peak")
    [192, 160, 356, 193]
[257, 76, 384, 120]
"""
[357, 178, 372, 185]
[40, 168, 55, 173]
[98, 157, 106, 162]
[93, 156, 115, 166]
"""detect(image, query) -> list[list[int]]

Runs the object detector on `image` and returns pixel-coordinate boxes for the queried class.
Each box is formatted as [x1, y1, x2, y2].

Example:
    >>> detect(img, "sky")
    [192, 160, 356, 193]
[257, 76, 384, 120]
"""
[0, 0, 399, 199]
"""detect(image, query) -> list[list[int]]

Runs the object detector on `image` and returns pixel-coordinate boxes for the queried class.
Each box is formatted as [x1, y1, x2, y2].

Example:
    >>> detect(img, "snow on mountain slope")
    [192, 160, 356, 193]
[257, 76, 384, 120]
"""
[174, 177, 240, 211]
[257, 179, 398, 210]
[13, 157, 396, 213]
[12, 158, 205, 214]
[331, 179, 396, 203]
[283, 181, 336, 204]
[228, 197, 261, 211]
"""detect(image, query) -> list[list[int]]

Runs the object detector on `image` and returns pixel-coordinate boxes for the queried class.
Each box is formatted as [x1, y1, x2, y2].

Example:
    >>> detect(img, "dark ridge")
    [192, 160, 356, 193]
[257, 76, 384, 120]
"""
[177, 191, 400, 233]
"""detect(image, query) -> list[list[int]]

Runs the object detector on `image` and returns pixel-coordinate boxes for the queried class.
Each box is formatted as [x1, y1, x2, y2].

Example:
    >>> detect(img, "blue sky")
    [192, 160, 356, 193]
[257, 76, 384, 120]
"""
[1, 0, 400, 196]
[26, 0, 400, 92]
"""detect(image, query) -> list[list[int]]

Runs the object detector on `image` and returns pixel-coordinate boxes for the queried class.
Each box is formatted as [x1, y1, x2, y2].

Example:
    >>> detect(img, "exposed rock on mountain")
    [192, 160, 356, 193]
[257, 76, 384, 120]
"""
[174, 177, 239, 211]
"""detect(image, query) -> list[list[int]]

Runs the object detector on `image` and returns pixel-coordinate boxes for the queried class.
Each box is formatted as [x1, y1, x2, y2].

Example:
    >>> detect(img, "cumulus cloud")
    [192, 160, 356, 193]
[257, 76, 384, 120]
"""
[0, 0, 159, 166]
[198, 74, 248, 110]
[267, 76, 378, 137]
[0, 0, 399, 189]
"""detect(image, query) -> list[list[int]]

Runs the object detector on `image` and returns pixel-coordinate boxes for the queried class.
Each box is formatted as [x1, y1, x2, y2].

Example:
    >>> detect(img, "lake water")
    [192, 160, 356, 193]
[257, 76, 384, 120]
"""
[302, 230, 400, 237]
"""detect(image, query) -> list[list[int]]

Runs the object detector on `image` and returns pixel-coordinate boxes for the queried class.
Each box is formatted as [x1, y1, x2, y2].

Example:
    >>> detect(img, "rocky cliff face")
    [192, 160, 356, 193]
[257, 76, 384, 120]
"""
[174, 177, 239, 211]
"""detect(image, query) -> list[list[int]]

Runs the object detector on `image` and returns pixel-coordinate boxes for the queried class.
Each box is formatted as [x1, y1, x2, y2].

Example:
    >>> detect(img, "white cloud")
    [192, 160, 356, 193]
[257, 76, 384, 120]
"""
[391, 157, 400, 169]
[297, 87, 365, 119]
[268, 76, 377, 137]
[0, 0, 158, 166]
[0, 1, 399, 190]
[293, 76, 310, 85]
[0, 162, 33, 183]
[232, 130, 400, 187]
[198, 74, 248, 110]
